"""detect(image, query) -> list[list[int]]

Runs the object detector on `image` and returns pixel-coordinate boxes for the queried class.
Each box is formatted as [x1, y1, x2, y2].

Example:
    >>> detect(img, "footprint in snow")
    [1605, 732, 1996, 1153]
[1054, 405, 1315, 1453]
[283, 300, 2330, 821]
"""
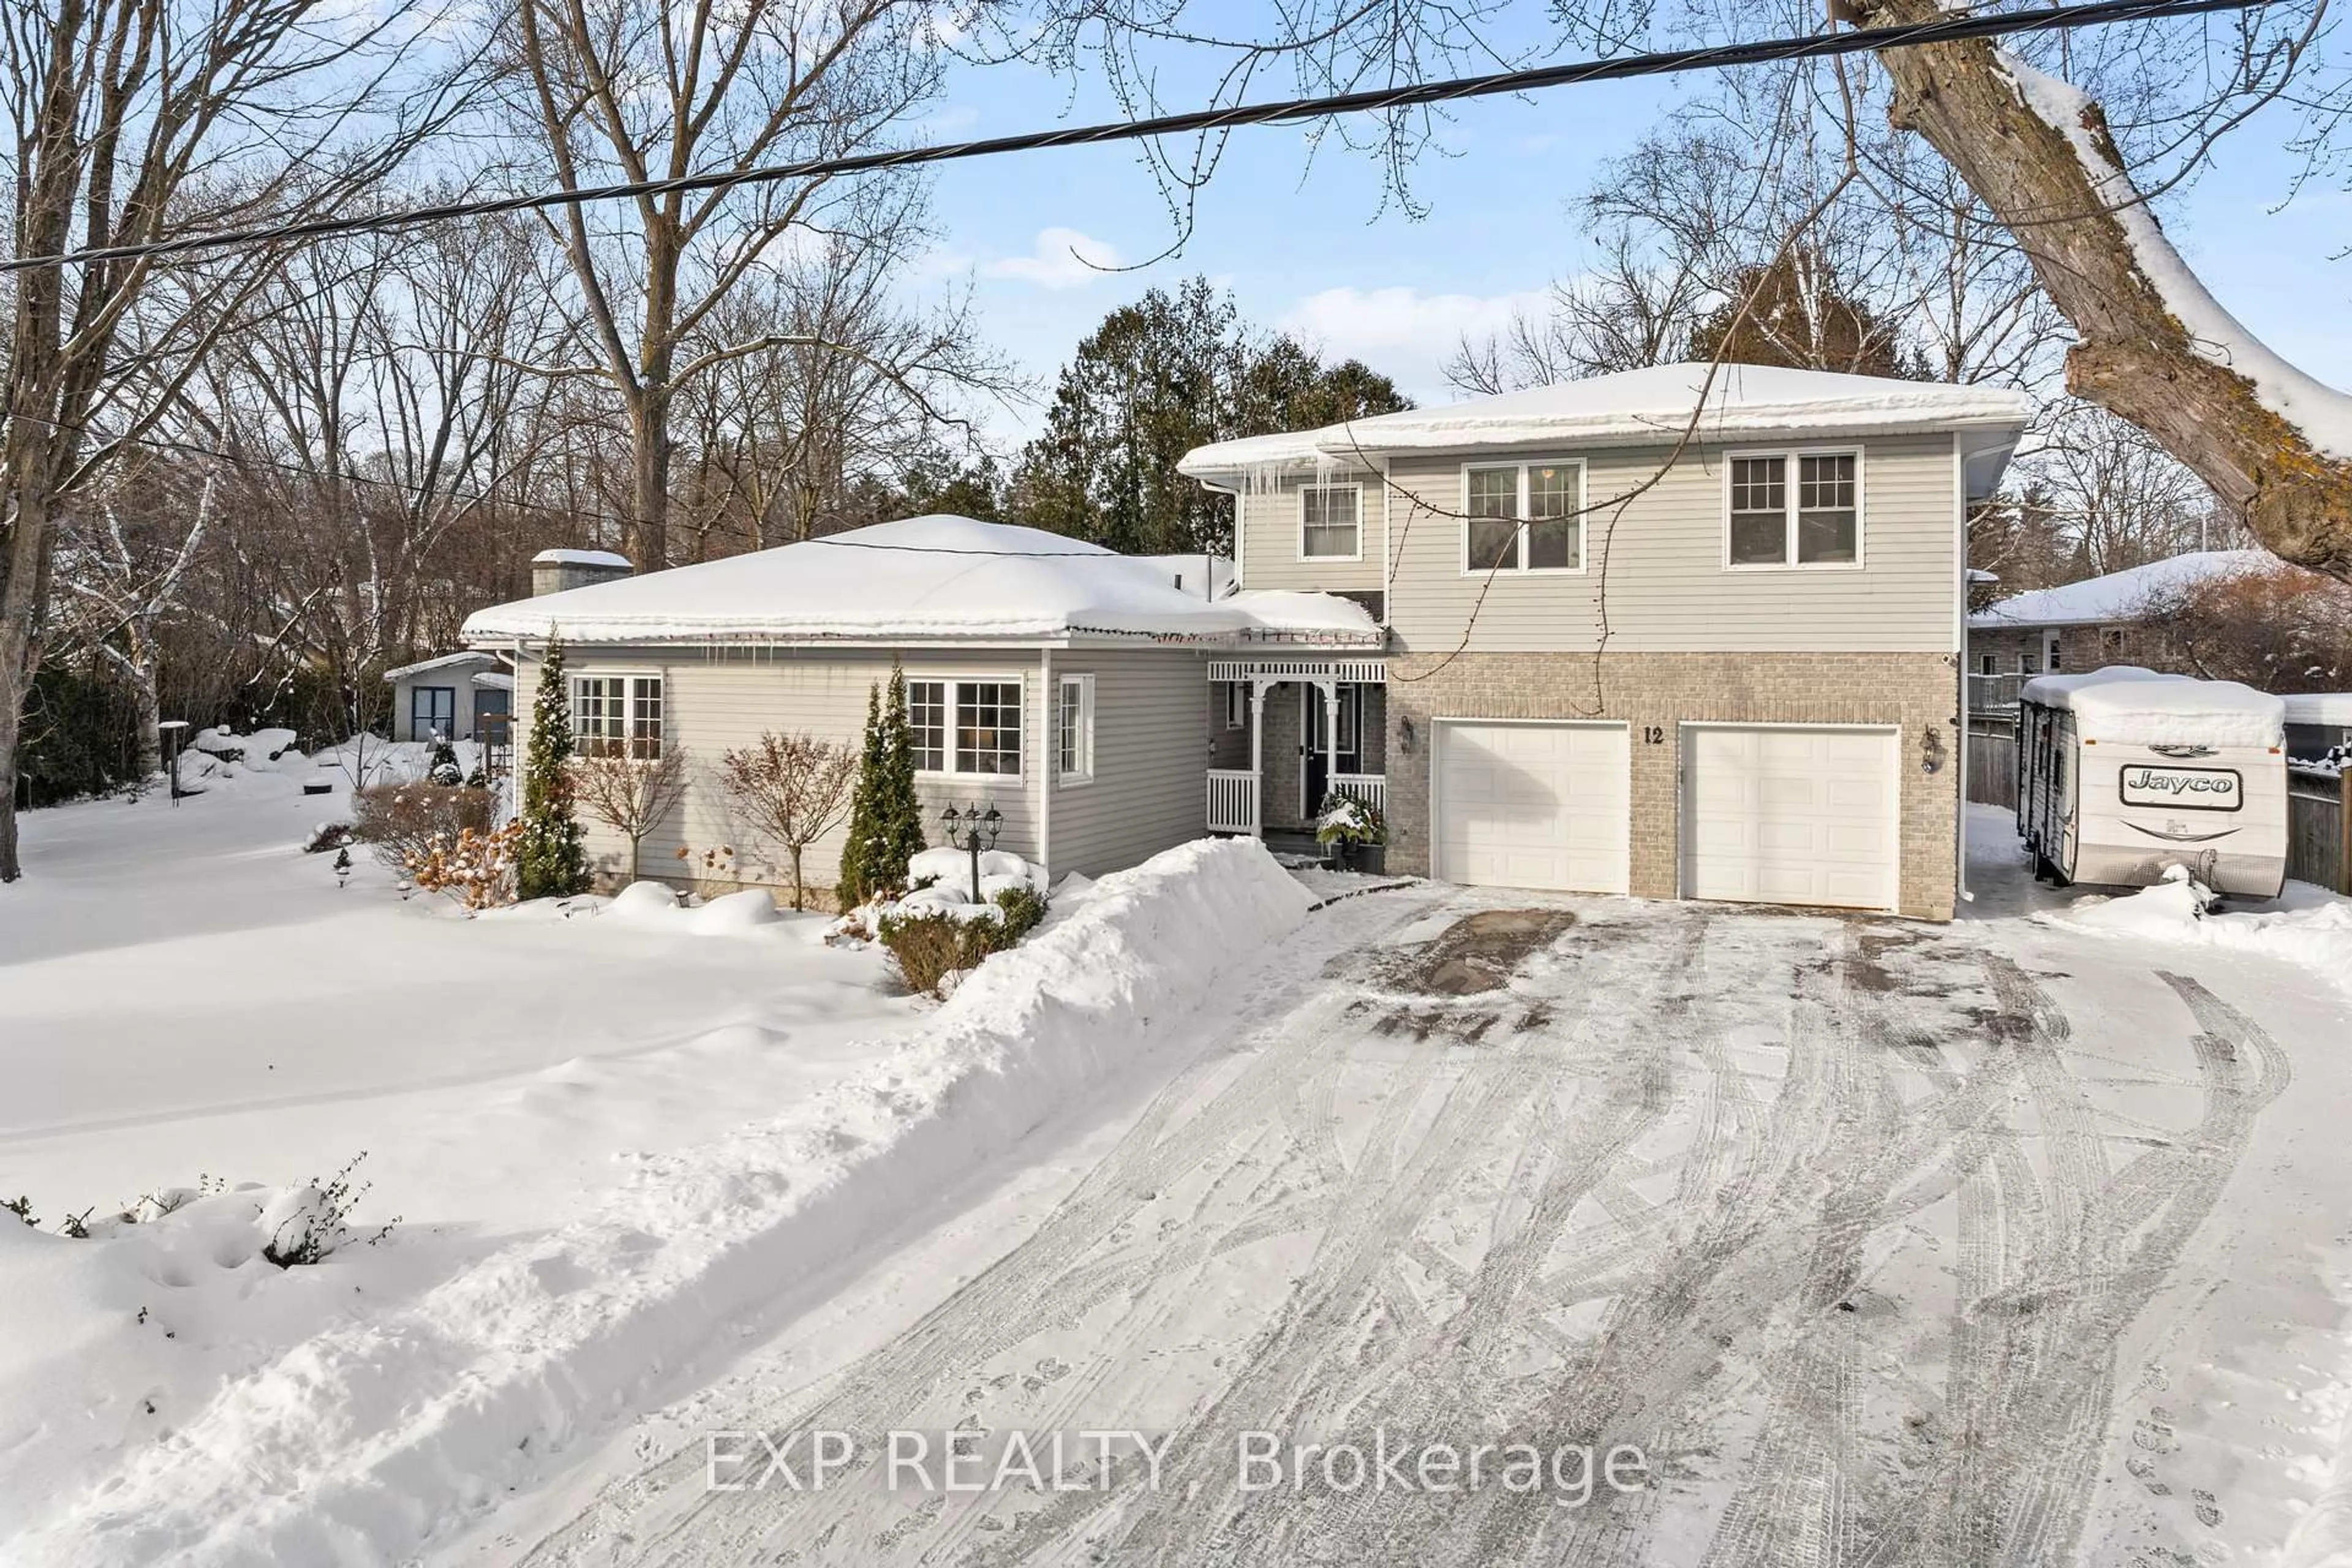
[2193, 1489, 2223, 1528]
[2126, 1455, 2169, 1496]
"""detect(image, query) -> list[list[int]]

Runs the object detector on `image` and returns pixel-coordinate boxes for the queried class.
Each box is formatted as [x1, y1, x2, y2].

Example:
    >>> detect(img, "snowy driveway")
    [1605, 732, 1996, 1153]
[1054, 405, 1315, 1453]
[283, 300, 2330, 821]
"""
[486, 865, 2352, 1567]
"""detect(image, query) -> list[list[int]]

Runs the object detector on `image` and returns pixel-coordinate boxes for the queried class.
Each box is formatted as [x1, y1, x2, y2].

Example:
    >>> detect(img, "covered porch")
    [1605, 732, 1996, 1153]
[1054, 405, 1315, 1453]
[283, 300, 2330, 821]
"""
[1204, 657, 1388, 839]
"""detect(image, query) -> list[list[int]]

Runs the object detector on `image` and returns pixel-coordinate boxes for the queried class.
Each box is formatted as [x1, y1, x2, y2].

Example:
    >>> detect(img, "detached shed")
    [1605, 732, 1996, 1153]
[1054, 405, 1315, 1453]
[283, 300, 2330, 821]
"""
[384, 652, 510, 742]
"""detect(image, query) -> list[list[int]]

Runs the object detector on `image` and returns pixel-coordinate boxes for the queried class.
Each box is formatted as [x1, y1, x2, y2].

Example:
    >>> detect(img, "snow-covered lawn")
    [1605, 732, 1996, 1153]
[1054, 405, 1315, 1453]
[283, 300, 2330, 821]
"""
[0, 758, 1313, 1566]
[0, 759, 920, 1549]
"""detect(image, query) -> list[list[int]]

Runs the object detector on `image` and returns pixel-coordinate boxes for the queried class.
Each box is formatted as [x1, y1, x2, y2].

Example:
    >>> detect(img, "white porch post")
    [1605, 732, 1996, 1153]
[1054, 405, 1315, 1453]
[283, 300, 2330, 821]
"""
[1247, 677, 1269, 838]
[1317, 678, 1338, 812]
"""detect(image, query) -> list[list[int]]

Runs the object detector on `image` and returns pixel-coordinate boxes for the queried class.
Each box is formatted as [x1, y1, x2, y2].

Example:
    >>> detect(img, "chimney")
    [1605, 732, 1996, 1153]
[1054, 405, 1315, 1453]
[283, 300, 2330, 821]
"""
[532, 548, 633, 597]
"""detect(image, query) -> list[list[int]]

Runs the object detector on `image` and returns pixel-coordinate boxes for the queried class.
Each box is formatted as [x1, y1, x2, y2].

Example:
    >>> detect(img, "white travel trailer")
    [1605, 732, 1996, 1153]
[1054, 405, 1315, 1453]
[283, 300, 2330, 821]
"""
[2016, 667, 2288, 897]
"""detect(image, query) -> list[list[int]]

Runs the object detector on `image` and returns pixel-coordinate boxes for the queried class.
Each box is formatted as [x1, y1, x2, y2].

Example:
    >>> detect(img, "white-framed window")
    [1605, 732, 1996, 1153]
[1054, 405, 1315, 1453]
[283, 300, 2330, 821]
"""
[1298, 484, 1362, 560]
[1057, 674, 1095, 784]
[1461, 460, 1585, 575]
[1724, 448, 1862, 568]
[1979, 652, 1997, 676]
[571, 673, 664, 758]
[907, 676, 1023, 779]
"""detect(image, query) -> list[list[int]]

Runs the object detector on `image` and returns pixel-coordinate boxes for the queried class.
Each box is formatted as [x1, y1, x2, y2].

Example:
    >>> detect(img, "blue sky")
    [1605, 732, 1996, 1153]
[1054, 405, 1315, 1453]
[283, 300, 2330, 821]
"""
[909, 38, 2352, 451]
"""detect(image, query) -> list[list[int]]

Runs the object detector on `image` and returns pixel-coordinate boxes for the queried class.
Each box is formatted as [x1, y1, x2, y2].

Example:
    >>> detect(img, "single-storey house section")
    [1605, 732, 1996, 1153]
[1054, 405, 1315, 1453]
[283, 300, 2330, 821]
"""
[383, 651, 512, 742]
[459, 515, 1379, 899]
[1178, 362, 2032, 921]
[1965, 549, 2274, 705]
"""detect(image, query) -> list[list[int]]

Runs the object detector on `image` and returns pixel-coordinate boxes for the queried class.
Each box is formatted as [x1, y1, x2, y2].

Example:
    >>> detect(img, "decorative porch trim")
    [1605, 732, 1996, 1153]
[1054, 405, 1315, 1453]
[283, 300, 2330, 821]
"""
[1207, 658, 1387, 685]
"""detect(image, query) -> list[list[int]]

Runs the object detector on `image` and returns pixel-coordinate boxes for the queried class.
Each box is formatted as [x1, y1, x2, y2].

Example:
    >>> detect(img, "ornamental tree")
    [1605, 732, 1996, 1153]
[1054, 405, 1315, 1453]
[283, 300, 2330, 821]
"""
[516, 635, 590, 900]
[835, 663, 927, 907]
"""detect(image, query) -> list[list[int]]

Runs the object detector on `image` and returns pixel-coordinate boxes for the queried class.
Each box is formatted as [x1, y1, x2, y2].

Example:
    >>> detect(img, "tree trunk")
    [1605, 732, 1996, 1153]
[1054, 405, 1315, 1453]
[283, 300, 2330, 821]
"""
[1855, 0, 2352, 579]
[626, 391, 672, 573]
[790, 844, 805, 911]
[0, 658, 26, 881]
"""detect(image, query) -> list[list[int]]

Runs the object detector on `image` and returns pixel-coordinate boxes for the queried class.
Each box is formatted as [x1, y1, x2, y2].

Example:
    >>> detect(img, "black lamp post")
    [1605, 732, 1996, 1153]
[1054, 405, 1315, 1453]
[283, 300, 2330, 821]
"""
[938, 801, 1004, 903]
[157, 719, 190, 805]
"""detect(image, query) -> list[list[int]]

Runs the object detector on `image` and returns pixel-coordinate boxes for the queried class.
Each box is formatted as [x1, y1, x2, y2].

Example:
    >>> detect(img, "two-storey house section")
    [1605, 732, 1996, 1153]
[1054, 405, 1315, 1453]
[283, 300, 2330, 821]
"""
[1180, 363, 2030, 921]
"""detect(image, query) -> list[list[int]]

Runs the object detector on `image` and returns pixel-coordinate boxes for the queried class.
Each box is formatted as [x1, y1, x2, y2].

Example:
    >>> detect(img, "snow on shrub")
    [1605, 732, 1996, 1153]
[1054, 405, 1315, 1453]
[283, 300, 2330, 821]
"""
[352, 783, 497, 874]
[405, 820, 526, 912]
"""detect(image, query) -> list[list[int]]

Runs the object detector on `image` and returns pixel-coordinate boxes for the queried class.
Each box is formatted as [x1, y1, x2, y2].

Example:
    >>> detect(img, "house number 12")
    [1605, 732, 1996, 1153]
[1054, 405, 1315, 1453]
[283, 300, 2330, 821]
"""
[1642, 726, 1666, 744]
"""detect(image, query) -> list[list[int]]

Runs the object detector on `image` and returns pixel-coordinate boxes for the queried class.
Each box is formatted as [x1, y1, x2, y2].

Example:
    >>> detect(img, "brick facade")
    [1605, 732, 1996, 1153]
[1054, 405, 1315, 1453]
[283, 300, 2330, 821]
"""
[1381, 651, 1964, 921]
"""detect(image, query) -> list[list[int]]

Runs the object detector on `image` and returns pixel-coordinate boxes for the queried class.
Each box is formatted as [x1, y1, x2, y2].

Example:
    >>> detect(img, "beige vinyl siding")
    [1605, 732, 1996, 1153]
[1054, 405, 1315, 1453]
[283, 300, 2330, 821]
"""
[1385, 432, 1958, 654]
[1046, 649, 1213, 878]
[1235, 470, 1384, 594]
[516, 646, 1044, 896]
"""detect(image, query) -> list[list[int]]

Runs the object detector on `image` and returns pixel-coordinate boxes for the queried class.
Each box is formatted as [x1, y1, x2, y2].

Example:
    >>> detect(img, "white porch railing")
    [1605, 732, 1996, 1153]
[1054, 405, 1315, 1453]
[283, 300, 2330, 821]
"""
[1330, 772, 1387, 816]
[1207, 769, 1259, 834]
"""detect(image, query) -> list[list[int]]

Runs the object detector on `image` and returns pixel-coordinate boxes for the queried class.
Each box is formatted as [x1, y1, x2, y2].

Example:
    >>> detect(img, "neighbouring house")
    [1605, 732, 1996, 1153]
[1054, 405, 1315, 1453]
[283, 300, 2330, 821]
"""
[1177, 362, 2031, 920]
[383, 652, 512, 743]
[1965, 549, 2275, 707]
[2283, 692, 2352, 763]
[459, 515, 1379, 897]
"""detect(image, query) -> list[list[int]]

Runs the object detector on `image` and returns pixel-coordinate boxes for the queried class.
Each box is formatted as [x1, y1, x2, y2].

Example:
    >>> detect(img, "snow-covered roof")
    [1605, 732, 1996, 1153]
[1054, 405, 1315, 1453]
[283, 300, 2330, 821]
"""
[532, 548, 631, 569]
[1178, 363, 2031, 483]
[2282, 692, 2352, 726]
[1969, 551, 2274, 629]
[382, 651, 498, 682]
[470, 670, 514, 692]
[2022, 665, 2283, 747]
[1139, 552, 1237, 600]
[462, 516, 1380, 647]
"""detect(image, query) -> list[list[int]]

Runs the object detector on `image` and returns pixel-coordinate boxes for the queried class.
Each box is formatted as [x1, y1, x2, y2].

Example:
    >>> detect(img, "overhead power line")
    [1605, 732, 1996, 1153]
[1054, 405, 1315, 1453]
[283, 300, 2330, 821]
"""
[1, 0, 2269, 278]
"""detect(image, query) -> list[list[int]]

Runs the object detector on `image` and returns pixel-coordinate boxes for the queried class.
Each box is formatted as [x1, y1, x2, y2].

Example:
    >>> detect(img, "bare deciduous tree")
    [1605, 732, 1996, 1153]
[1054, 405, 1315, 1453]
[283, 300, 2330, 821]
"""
[493, 0, 970, 570]
[570, 746, 692, 883]
[50, 473, 216, 782]
[717, 731, 856, 910]
[1844, 0, 2351, 576]
[0, 0, 452, 881]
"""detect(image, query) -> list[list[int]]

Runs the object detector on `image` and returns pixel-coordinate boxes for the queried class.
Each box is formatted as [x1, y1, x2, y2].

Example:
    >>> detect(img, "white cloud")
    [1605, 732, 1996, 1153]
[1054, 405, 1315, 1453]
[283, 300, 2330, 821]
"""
[1278, 285, 1550, 401]
[984, 227, 1123, 290]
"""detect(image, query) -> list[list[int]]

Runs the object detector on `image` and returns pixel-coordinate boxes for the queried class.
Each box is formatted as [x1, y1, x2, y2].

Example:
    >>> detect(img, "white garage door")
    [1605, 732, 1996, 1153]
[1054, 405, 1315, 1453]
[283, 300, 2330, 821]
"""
[1682, 725, 1899, 911]
[1434, 722, 1630, 894]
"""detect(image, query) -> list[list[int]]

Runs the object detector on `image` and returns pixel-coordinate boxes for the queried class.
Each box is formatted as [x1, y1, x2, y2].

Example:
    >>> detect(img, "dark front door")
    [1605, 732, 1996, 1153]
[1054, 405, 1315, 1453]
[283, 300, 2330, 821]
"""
[1300, 684, 1364, 816]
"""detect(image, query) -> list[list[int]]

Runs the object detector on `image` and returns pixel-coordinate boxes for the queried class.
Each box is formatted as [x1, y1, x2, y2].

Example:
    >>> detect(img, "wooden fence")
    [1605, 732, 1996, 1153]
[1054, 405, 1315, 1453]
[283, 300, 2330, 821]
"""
[2289, 769, 2350, 894]
[1965, 719, 2018, 814]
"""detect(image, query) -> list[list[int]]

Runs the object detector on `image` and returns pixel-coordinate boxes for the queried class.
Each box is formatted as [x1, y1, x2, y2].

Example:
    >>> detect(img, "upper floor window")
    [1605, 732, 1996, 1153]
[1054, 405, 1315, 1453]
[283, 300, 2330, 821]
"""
[1464, 461, 1583, 574]
[908, 677, 1023, 778]
[1299, 484, 1362, 560]
[571, 673, 664, 758]
[1726, 450, 1861, 568]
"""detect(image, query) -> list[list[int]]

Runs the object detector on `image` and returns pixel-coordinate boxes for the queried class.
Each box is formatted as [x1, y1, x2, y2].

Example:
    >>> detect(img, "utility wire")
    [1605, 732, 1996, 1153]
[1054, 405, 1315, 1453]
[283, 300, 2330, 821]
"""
[0, 0, 2271, 277]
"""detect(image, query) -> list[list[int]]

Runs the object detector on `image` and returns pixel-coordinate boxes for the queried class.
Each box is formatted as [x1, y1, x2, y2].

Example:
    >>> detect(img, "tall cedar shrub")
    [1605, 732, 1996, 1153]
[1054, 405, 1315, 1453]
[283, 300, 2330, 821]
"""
[836, 663, 927, 906]
[516, 636, 590, 899]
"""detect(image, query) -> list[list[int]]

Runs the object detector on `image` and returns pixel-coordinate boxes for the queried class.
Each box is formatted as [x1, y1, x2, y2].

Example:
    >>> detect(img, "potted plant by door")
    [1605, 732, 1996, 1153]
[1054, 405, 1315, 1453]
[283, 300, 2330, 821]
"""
[1314, 787, 1387, 873]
